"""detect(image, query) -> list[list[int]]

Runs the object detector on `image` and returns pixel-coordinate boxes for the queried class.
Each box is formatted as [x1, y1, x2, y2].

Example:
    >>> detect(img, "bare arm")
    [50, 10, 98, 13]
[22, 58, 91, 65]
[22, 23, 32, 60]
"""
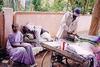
[11, 43, 26, 48]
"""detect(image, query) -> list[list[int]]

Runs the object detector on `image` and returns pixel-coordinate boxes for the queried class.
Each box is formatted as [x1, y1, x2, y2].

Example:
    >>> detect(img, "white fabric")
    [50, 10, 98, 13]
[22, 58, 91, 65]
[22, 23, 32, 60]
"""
[43, 41, 60, 48]
[68, 45, 94, 57]
[25, 24, 53, 42]
[41, 32, 53, 41]
[25, 23, 35, 31]
[65, 42, 97, 67]
[32, 47, 43, 55]
[34, 26, 42, 41]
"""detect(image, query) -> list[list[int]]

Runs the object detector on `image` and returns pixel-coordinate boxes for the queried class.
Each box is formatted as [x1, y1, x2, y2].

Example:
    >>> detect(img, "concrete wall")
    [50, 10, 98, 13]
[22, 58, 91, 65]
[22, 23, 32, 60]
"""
[14, 12, 92, 36]
[0, 12, 4, 48]
[2, 8, 13, 48]
[3, 8, 13, 38]
[2, 8, 92, 37]
[14, 12, 64, 37]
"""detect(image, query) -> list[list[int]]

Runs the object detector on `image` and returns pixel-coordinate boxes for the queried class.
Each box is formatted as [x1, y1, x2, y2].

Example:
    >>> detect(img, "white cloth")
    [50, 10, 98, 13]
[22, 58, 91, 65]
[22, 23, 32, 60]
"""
[56, 12, 79, 39]
[65, 42, 97, 67]
[41, 32, 53, 41]
[25, 24, 53, 42]
[32, 47, 43, 55]
[25, 23, 35, 31]
[34, 26, 42, 41]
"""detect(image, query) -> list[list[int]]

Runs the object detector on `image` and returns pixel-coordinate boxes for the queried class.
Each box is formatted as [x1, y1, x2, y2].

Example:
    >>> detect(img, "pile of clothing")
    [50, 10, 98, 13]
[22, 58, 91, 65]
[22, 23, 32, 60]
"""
[21, 23, 53, 55]
[21, 24, 53, 43]
[64, 35, 100, 67]
[65, 42, 96, 67]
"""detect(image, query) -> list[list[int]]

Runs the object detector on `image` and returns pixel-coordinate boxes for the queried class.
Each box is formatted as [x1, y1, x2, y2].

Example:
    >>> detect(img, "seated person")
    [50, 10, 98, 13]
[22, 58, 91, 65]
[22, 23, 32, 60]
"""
[6, 23, 35, 65]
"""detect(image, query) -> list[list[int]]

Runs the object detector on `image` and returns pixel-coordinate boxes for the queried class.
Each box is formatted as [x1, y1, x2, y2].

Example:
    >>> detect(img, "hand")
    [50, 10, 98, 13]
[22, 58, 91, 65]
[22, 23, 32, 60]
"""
[74, 33, 80, 38]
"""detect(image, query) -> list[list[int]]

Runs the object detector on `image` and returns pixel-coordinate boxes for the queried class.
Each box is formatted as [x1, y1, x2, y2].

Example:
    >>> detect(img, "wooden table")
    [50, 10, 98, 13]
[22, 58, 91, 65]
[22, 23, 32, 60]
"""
[40, 41, 87, 67]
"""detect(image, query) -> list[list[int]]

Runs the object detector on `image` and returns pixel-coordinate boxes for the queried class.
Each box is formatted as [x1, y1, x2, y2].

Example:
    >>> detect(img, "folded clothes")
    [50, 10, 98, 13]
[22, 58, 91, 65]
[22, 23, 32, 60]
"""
[78, 35, 99, 44]
[64, 42, 97, 67]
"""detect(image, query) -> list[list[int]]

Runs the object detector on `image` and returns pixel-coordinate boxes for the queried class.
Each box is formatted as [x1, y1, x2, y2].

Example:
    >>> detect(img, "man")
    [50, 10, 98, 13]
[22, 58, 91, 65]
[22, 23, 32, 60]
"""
[6, 23, 35, 65]
[56, 8, 81, 40]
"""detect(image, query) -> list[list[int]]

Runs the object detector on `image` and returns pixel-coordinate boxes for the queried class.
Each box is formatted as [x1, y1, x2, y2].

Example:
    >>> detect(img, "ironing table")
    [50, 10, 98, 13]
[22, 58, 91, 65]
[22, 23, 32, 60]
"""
[40, 41, 92, 67]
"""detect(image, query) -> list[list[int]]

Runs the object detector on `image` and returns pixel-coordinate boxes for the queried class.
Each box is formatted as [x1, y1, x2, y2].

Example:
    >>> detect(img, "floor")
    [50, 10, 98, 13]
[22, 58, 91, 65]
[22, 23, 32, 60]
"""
[0, 51, 81, 67]
[0, 51, 53, 67]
